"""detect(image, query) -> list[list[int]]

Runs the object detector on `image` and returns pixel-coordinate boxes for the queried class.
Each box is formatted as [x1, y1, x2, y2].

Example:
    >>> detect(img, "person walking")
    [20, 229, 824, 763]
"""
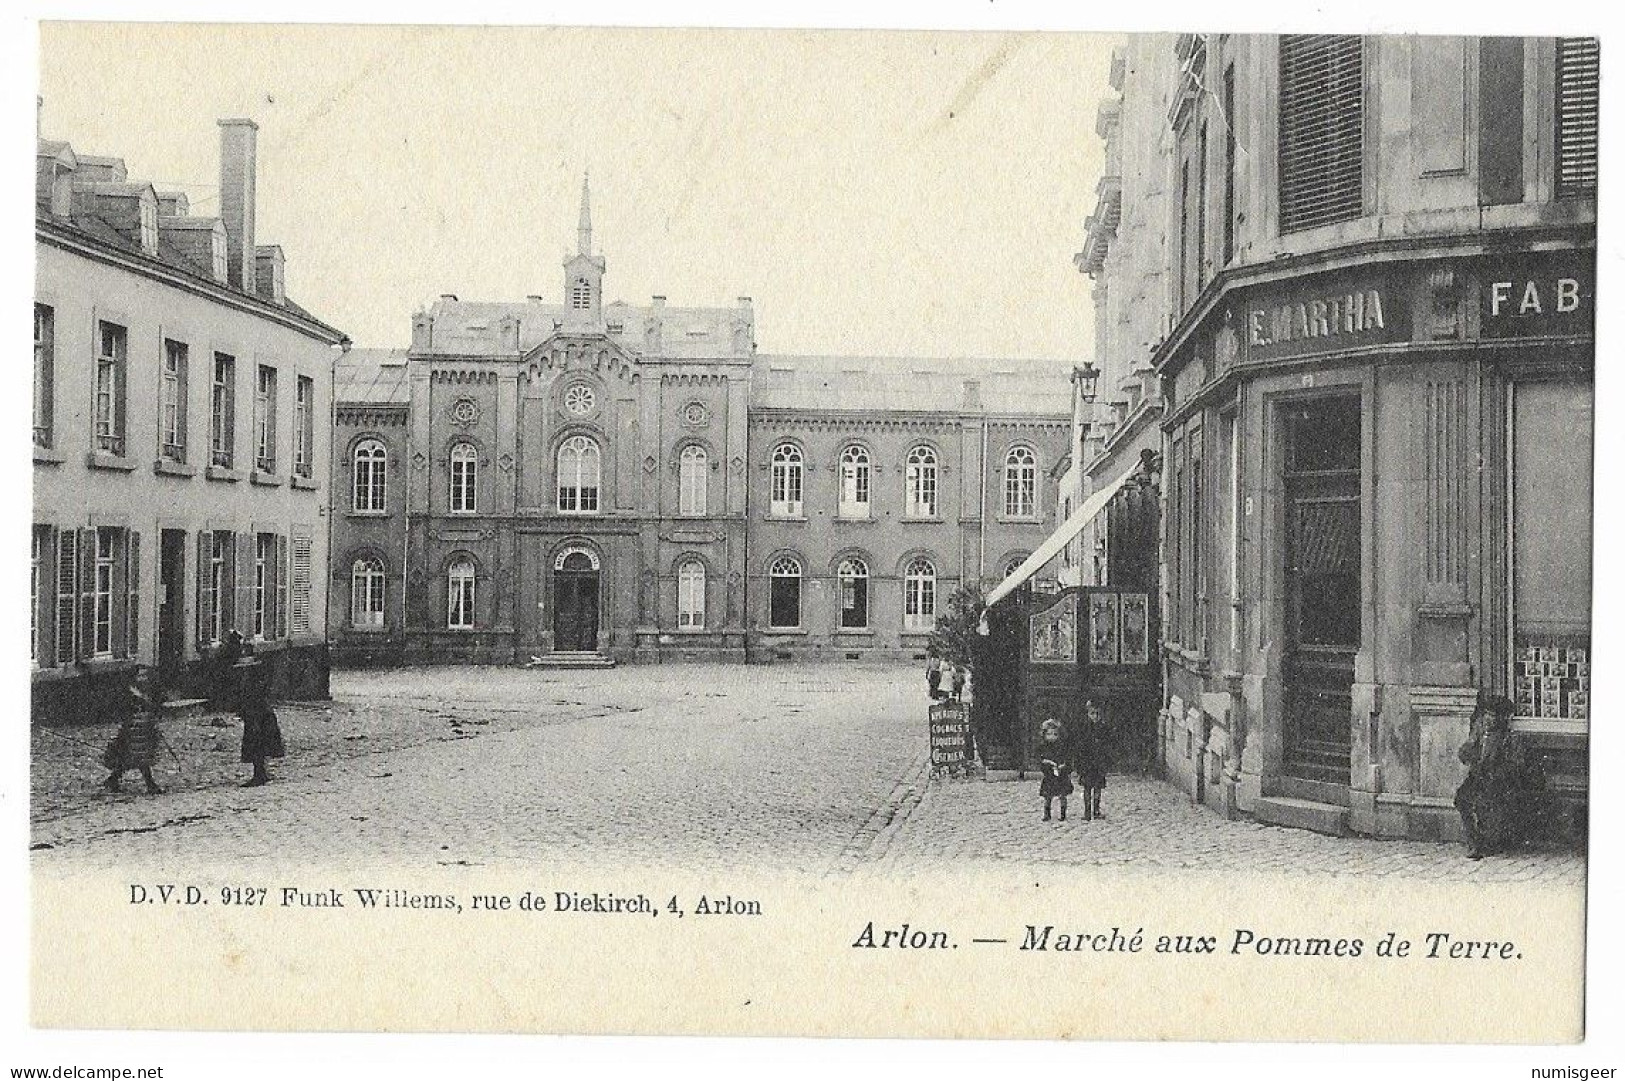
[949, 664, 966, 703]
[925, 654, 944, 701]
[236, 661, 285, 788]
[1075, 700, 1109, 821]
[102, 668, 166, 795]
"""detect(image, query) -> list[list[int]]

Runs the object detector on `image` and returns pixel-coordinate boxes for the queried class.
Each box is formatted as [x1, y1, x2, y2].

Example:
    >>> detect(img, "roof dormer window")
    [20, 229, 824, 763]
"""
[138, 196, 158, 254]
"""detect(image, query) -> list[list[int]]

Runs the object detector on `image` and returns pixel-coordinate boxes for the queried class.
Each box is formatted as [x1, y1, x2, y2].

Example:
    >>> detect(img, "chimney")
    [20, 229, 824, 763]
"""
[411, 311, 434, 353]
[962, 379, 983, 409]
[218, 118, 258, 293]
[255, 245, 285, 305]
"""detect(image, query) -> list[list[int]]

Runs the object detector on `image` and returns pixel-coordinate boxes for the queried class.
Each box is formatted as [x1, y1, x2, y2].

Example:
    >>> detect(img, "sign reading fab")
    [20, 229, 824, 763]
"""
[1480, 253, 1595, 340]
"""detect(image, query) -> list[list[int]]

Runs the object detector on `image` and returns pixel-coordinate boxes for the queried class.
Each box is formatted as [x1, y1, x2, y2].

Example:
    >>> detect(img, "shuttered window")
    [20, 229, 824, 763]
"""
[1555, 37, 1599, 199]
[1278, 35, 1365, 233]
[291, 532, 313, 637]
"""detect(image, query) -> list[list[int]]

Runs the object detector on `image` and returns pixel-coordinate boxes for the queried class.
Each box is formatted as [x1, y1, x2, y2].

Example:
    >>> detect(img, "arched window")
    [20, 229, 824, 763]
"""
[1004, 445, 1037, 519]
[679, 445, 708, 516]
[351, 556, 385, 629]
[448, 442, 478, 514]
[768, 555, 802, 629]
[838, 444, 871, 517]
[837, 557, 869, 630]
[352, 439, 387, 513]
[570, 277, 592, 310]
[558, 434, 602, 513]
[770, 443, 803, 516]
[904, 557, 937, 630]
[677, 559, 706, 629]
[447, 558, 476, 630]
[905, 445, 938, 518]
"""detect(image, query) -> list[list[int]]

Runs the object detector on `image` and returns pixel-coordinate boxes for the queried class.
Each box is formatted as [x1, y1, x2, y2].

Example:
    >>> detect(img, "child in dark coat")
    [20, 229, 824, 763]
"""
[1037, 717, 1073, 821]
[102, 668, 165, 795]
[1455, 693, 1535, 859]
[236, 662, 285, 787]
[1075, 700, 1109, 821]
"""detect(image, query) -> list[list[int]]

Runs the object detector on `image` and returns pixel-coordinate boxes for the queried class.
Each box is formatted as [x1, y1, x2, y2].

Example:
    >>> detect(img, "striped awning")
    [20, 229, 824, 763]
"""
[984, 457, 1143, 609]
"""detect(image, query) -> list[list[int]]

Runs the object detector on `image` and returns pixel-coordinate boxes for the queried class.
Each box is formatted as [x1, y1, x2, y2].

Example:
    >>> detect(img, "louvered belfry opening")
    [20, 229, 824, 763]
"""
[1556, 37, 1599, 199]
[1278, 35, 1365, 233]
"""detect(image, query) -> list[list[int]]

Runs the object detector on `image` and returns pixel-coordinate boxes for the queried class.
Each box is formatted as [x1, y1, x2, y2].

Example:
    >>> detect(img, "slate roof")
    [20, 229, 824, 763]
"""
[749, 354, 1072, 416]
[335, 349, 410, 405]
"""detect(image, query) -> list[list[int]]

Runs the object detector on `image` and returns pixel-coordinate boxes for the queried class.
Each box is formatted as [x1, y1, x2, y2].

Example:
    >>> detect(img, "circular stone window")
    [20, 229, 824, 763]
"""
[563, 383, 597, 417]
[449, 397, 480, 425]
[681, 401, 710, 427]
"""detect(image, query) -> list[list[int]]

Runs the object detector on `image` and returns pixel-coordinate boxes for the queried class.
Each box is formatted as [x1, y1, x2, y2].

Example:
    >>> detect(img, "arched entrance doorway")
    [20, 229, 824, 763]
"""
[552, 546, 601, 652]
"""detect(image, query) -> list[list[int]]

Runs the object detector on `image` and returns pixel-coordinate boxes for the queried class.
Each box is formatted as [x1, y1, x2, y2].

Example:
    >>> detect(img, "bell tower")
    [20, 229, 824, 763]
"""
[564, 173, 606, 329]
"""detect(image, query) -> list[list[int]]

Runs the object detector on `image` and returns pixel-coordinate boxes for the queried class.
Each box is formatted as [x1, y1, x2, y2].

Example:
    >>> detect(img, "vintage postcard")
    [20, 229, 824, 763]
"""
[21, 16, 1601, 1057]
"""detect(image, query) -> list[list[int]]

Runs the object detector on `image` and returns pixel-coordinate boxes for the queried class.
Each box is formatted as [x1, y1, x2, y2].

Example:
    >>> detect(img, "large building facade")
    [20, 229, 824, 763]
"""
[328, 187, 1071, 666]
[1080, 35, 1595, 840]
[33, 119, 346, 721]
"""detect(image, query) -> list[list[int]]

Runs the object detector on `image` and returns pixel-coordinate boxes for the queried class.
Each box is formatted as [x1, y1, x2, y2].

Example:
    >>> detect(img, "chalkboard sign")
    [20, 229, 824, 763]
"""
[929, 702, 972, 776]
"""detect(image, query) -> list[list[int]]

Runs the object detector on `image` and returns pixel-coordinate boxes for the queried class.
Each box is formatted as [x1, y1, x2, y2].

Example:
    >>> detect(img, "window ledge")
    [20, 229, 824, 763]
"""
[834, 514, 877, 525]
[85, 451, 136, 472]
[348, 510, 391, 519]
[347, 625, 391, 635]
[206, 465, 244, 483]
[763, 627, 808, 636]
[250, 470, 284, 488]
[291, 474, 319, 491]
[901, 515, 944, 524]
[765, 513, 808, 523]
[153, 459, 197, 478]
[835, 628, 876, 637]
[996, 515, 1042, 526]
[33, 446, 65, 466]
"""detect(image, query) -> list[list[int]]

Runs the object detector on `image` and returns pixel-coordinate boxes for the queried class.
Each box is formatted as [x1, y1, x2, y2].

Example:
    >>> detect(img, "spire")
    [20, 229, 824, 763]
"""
[577, 172, 592, 256]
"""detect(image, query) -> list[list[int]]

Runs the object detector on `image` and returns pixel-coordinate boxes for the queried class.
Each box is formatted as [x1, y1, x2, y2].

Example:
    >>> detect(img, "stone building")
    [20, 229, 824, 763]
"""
[327, 183, 1070, 666]
[32, 118, 347, 721]
[1109, 34, 1595, 840]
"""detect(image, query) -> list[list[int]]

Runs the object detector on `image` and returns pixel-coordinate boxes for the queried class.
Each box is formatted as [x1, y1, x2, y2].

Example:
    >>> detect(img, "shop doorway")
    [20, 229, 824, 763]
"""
[157, 529, 188, 685]
[552, 548, 601, 652]
[1281, 396, 1361, 785]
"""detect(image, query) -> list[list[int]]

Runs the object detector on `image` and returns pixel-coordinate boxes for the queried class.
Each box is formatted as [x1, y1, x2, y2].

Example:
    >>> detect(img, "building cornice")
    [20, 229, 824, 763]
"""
[1153, 225, 1597, 380]
[36, 217, 347, 346]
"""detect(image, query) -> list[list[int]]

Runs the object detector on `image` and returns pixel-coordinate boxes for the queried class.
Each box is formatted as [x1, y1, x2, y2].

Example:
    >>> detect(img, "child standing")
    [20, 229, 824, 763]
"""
[1037, 717, 1073, 821]
[236, 661, 285, 787]
[102, 668, 165, 795]
[1076, 700, 1109, 821]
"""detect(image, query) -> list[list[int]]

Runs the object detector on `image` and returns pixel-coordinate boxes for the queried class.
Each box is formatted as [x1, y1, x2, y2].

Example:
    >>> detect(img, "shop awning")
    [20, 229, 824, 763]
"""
[983, 458, 1143, 608]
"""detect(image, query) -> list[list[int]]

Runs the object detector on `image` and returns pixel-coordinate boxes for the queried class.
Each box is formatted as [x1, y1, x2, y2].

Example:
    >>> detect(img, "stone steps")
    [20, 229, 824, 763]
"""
[1252, 794, 1351, 837]
[525, 652, 617, 670]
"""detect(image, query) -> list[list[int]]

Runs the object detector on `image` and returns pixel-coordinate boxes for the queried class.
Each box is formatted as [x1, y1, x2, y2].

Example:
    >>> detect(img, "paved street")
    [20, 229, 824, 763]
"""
[31, 664, 1584, 885]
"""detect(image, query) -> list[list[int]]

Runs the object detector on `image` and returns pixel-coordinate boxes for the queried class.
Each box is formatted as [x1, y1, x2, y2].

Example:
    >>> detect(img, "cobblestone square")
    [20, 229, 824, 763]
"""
[32, 664, 1584, 887]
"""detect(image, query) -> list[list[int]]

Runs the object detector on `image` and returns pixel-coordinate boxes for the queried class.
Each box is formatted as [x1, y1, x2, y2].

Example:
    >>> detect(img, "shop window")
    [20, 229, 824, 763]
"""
[1511, 380, 1593, 725]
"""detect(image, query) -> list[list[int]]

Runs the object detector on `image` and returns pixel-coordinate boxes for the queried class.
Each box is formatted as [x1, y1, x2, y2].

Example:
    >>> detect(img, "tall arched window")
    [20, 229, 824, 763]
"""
[768, 555, 802, 629]
[351, 556, 386, 629]
[905, 444, 938, 518]
[557, 434, 602, 513]
[838, 444, 871, 517]
[352, 439, 387, 513]
[447, 558, 476, 629]
[1004, 445, 1037, 518]
[678, 445, 708, 516]
[770, 443, 803, 516]
[677, 559, 706, 629]
[904, 557, 937, 630]
[837, 557, 869, 630]
[448, 442, 478, 514]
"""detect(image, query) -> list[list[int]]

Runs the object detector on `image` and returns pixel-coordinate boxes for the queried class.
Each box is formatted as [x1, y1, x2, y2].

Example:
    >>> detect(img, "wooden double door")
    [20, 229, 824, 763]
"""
[552, 550, 601, 652]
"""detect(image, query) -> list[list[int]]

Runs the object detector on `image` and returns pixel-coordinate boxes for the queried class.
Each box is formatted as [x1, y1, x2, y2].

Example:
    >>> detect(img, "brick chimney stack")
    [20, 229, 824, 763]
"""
[218, 118, 258, 293]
